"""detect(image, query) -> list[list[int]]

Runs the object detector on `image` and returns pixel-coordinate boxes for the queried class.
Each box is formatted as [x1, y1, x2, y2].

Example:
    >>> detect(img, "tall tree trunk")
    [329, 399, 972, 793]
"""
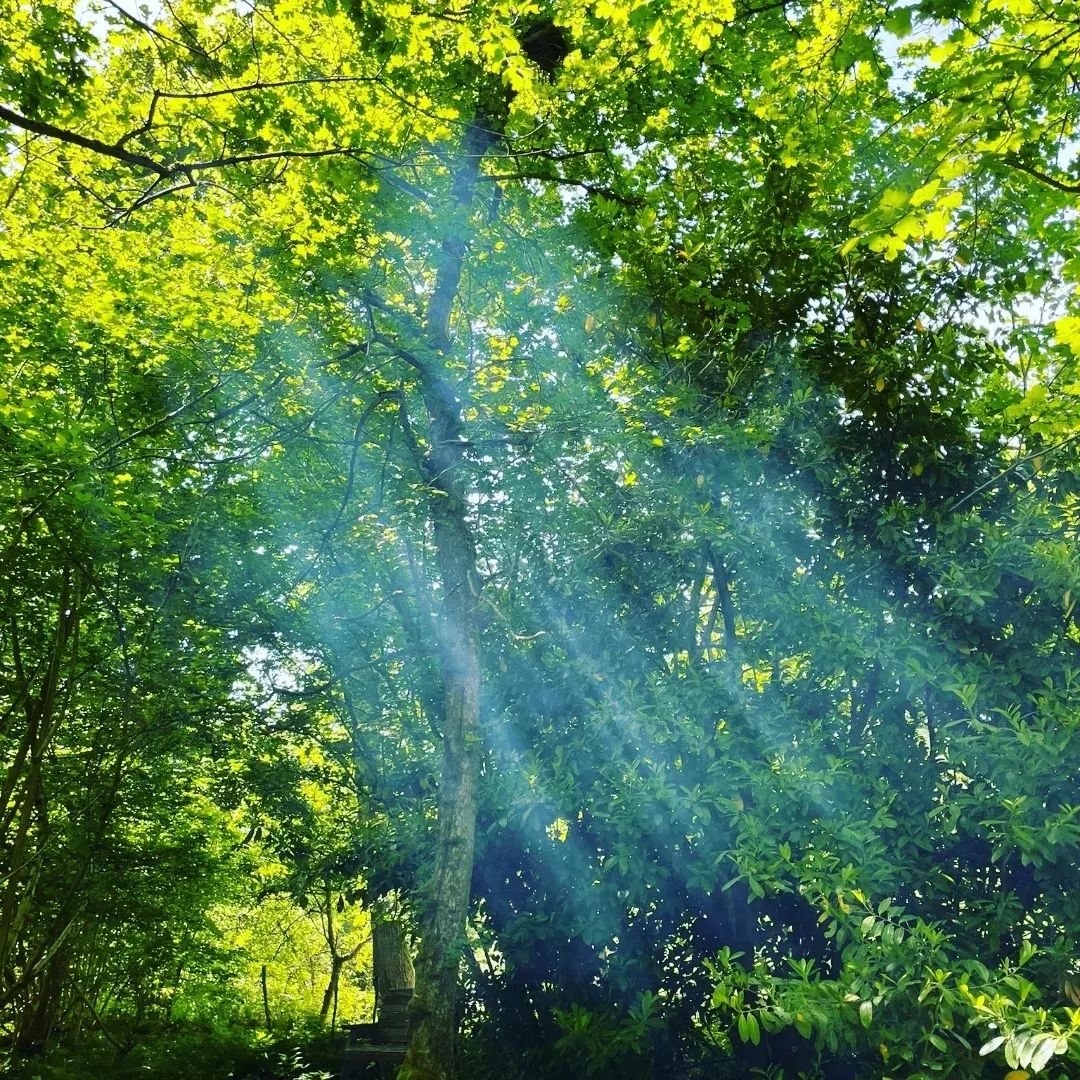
[373, 918, 414, 1011]
[399, 118, 496, 1080]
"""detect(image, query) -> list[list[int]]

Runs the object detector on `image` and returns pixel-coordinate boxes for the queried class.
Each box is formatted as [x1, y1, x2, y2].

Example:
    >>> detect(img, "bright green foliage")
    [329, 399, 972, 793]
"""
[3, 0, 1080, 1078]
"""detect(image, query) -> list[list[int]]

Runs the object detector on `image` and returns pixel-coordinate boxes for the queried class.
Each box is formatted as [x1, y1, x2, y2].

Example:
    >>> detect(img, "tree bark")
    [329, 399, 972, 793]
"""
[319, 881, 338, 1024]
[320, 957, 343, 1024]
[398, 118, 496, 1080]
[261, 964, 272, 1028]
[373, 918, 414, 1004]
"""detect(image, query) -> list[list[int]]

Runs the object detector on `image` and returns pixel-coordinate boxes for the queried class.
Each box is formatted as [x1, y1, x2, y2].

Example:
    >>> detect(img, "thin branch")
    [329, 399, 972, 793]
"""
[116, 90, 161, 149]
[72, 983, 125, 1052]
[1002, 153, 1080, 195]
[181, 145, 377, 174]
[153, 74, 379, 101]
[700, 581, 723, 658]
[112, 177, 196, 221]
[99, 0, 216, 65]
[0, 104, 392, 192]
[481, 171, 643, 206]
[734, 0, 789, 17]
[946, 432, 1080, 512]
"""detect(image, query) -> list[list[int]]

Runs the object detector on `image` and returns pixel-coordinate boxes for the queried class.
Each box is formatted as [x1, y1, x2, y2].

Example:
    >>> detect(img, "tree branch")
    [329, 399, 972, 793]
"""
[1002, 153, 1080, 195]
[99, 0, 217, 65]
[153, 75, 379, 101]
[0, 103, 398, 199]
[0, 103, 168, 174]
[946, 431, 1080, 513]
[481, 171, 643, 206]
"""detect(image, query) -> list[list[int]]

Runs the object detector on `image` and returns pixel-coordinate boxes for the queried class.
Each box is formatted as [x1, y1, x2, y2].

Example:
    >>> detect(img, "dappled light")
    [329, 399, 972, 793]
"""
[3, 1, 1080, 1079]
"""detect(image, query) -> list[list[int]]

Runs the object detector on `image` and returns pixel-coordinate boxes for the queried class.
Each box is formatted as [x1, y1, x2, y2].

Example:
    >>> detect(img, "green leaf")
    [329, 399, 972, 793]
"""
[885, 6, 913, 36]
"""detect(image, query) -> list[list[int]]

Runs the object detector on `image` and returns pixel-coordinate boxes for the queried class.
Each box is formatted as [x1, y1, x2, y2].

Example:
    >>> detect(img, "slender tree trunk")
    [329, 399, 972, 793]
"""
[320, 957, 343, 1024]
[319, 881, 339, 1024]
[261, 964, 272, 1029]
[399, 118, 496, 1080]
[0, 570, 80, 999]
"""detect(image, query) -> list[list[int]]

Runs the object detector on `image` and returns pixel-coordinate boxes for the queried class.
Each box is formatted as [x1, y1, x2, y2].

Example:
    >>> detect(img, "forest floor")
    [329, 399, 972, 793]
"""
[1, 1028, 343, 1080]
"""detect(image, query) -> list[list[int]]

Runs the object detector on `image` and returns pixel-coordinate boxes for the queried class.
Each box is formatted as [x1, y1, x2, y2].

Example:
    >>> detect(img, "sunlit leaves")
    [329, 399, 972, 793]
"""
[3, 1, 1080, 1077]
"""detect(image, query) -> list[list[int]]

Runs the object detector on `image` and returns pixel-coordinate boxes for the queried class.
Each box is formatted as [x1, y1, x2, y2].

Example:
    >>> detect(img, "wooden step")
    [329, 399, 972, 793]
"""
[342, 1043, 406, 1080]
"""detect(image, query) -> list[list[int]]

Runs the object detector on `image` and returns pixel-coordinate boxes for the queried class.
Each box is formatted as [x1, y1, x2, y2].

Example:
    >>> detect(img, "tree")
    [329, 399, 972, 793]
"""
[4, 1, 1080, 1078]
